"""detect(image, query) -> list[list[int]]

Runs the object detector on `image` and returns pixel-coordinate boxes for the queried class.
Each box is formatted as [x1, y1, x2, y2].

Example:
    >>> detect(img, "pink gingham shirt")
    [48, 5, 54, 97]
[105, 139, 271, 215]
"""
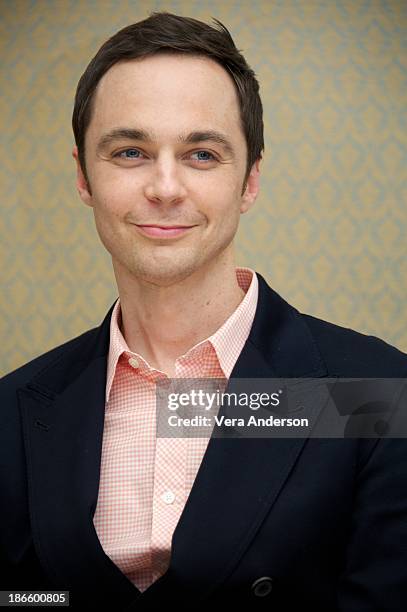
[92, 267, 259, 591]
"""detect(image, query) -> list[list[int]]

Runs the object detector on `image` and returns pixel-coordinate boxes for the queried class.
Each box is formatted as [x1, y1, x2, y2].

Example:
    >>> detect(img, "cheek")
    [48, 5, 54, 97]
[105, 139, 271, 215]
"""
[93, 181, 134, 217]
[92, 165, 142, 203]
[200, 174, 240, 210]
[90, 186, 127, 243]
[206, 200, 241, 242]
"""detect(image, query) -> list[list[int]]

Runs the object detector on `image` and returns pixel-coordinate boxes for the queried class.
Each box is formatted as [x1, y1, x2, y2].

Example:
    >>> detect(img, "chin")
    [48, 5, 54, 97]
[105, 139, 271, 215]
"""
[129, 261, 201, 287]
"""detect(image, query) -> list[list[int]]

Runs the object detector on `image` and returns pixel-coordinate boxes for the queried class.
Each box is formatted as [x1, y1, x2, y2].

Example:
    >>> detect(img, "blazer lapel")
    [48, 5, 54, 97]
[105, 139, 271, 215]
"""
[18, 273, 329, 607]
[18, 306, 141, 609]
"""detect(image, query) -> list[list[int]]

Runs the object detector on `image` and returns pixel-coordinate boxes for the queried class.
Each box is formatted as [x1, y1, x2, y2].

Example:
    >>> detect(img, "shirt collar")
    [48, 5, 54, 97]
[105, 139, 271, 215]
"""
[205, 267, 258, 378]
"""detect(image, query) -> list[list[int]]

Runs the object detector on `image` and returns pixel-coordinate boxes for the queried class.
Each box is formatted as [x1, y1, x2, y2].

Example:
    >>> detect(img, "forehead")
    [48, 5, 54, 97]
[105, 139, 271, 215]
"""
[89, 53, 243, 141]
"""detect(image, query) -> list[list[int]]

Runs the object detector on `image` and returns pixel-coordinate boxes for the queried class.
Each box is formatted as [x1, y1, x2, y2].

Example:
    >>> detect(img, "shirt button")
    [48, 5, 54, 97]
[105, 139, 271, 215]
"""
[161, 490, 175, 504]
[128, 357, 139, 369]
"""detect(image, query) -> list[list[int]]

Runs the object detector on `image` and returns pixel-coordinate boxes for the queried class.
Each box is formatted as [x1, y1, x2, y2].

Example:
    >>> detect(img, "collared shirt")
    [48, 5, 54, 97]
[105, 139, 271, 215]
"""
[93, 267, 259, 591]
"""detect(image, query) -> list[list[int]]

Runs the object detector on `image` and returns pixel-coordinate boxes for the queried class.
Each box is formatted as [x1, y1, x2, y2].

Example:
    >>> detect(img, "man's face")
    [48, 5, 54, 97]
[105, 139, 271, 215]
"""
[74, 53, 260, 287]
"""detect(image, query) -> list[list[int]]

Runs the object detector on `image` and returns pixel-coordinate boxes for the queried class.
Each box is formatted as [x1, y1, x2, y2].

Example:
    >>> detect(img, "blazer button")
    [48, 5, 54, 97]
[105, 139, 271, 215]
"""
[251, 576, 273, 597]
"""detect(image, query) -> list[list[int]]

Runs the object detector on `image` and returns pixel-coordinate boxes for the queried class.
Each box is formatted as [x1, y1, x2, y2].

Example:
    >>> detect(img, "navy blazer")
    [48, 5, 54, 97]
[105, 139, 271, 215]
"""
[1, 272, 407, 611]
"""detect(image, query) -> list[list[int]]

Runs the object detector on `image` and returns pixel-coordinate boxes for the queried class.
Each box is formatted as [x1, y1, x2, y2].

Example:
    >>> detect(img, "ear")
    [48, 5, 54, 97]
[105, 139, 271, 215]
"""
[72, 146, 93, 207]
[240, 158, 261, 214]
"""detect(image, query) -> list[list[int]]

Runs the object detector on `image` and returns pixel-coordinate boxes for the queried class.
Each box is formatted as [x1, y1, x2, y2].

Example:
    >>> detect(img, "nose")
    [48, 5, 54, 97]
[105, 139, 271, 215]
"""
[143, 153, 187, 206]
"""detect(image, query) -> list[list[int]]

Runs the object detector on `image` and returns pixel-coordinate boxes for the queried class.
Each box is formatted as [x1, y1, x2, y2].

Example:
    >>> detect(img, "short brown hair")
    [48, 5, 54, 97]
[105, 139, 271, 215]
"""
[72, 11, 264, 192]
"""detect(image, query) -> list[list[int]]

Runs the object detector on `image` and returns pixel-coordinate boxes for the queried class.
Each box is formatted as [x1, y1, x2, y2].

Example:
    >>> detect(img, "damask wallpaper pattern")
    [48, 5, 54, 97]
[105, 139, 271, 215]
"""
[0, 0, 406, 375]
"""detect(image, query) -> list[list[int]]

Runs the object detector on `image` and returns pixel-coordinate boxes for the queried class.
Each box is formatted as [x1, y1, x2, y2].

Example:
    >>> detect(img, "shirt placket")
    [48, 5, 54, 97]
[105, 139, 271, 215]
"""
[150, 373, 189, 583]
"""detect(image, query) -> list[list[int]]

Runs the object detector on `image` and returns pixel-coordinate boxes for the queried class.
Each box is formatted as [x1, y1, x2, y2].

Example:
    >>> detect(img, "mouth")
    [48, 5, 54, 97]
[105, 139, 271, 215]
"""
[134, 224, 196, 239]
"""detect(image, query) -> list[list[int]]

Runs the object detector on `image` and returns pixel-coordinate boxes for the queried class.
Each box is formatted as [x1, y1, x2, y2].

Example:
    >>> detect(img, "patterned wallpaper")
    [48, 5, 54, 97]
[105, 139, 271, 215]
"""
[0, 0, 406, 376]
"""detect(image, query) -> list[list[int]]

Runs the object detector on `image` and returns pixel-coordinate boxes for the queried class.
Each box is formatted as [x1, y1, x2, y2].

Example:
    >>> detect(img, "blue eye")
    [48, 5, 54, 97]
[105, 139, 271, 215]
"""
[117, 149, 142, 159]
[191, 151, 215, 162]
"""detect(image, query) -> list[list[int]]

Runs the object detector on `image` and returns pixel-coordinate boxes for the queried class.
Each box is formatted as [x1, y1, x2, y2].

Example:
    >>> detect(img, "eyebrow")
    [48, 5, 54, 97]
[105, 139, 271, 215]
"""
[96, 127, 236, 158]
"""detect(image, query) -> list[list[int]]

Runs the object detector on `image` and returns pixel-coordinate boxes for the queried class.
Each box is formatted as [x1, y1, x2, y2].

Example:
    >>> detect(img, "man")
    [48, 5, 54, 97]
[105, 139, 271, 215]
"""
[1, 11, 406, 612]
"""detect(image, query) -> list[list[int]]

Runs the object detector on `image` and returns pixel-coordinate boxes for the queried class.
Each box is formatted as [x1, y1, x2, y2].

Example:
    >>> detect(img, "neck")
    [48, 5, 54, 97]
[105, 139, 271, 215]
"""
[113, 249, 246, 376]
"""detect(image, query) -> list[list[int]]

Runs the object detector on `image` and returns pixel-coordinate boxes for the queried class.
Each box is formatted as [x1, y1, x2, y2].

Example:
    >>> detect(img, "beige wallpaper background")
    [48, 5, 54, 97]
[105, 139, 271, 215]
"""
[0, 0, 406, 376]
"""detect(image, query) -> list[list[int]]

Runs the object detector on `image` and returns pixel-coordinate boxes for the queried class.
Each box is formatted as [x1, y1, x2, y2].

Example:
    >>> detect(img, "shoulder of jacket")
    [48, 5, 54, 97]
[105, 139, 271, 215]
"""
[0, 326, 98, 393]
[300, 313, 407, 377]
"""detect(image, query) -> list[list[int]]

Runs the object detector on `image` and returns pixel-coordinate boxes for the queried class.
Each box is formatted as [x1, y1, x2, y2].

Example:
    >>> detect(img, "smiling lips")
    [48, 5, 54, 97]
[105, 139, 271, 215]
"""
[135, 224, 195, 238]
